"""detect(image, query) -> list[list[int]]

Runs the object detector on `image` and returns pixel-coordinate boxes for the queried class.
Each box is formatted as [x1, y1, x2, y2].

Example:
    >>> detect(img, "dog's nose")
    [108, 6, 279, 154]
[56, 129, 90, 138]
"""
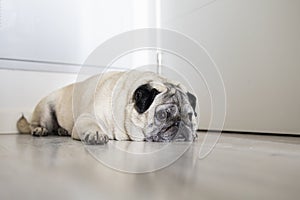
[166, 104, 178, 116]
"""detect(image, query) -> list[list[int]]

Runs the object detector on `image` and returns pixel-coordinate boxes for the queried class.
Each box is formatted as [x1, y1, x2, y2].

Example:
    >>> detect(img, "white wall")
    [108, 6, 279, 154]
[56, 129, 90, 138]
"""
[0, 0, 153, 133]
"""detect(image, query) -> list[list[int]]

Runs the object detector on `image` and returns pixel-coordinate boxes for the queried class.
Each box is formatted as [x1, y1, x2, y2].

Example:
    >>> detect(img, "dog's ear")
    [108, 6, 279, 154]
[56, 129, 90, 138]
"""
[187, 92, 197, 116]
[133, 84, 160, 114]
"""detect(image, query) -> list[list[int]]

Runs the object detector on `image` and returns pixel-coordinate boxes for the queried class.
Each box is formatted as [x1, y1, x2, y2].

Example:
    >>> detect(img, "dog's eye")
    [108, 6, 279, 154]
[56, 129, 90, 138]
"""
[156, 110, 168, 121]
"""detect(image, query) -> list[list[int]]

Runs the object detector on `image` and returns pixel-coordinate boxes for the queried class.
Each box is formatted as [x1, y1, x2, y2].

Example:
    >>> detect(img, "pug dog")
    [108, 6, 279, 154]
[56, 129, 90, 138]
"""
[17, 70, 198, 144]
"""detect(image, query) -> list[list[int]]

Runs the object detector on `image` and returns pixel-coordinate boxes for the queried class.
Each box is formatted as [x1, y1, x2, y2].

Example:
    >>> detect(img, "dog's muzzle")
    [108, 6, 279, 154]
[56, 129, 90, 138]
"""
[146, 104, 194, 142]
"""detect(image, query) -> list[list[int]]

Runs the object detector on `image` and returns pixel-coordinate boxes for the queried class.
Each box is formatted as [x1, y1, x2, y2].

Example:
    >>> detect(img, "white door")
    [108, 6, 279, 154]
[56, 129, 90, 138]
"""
[159, 0, 300, 135]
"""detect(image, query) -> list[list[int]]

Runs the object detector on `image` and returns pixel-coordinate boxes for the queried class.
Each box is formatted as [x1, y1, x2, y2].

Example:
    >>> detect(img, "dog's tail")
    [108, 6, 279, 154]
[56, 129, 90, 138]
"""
[16, 114, 31, 134]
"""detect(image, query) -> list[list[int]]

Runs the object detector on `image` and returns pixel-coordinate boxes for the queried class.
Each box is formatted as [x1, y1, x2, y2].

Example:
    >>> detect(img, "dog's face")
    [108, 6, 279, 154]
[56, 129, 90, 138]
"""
[131, 82, 198, 142]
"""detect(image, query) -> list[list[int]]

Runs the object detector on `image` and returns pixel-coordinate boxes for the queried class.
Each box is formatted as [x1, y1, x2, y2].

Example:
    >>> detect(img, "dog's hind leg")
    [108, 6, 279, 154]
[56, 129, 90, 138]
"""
[30, 100, 58, 136]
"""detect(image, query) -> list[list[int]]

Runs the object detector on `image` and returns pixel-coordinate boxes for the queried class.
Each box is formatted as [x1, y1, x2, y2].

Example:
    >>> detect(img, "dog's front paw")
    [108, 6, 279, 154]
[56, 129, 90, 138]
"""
[83, 131, 109, 145]
[32, 127, 48, 136]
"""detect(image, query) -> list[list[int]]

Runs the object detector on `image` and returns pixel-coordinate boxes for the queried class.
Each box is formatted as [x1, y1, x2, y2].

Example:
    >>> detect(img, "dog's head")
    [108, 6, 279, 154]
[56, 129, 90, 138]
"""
[131, 81, 198, 142]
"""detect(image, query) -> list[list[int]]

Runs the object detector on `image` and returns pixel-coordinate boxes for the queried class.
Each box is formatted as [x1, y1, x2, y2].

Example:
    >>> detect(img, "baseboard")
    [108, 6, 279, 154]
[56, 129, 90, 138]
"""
[197, 129, 300, 137]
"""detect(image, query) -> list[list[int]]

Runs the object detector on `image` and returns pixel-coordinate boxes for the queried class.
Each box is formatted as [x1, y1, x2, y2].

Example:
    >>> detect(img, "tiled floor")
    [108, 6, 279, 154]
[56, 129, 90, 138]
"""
[0, 132, 300, 200]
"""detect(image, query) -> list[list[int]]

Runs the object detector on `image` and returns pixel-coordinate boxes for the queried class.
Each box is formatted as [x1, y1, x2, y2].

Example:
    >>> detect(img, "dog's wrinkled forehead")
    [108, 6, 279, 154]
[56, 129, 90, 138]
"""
[162, 83, 197, 114]
[133, 82, 197, 114]
[161, 83, 185, 103]
[152, 83, 192, 110]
